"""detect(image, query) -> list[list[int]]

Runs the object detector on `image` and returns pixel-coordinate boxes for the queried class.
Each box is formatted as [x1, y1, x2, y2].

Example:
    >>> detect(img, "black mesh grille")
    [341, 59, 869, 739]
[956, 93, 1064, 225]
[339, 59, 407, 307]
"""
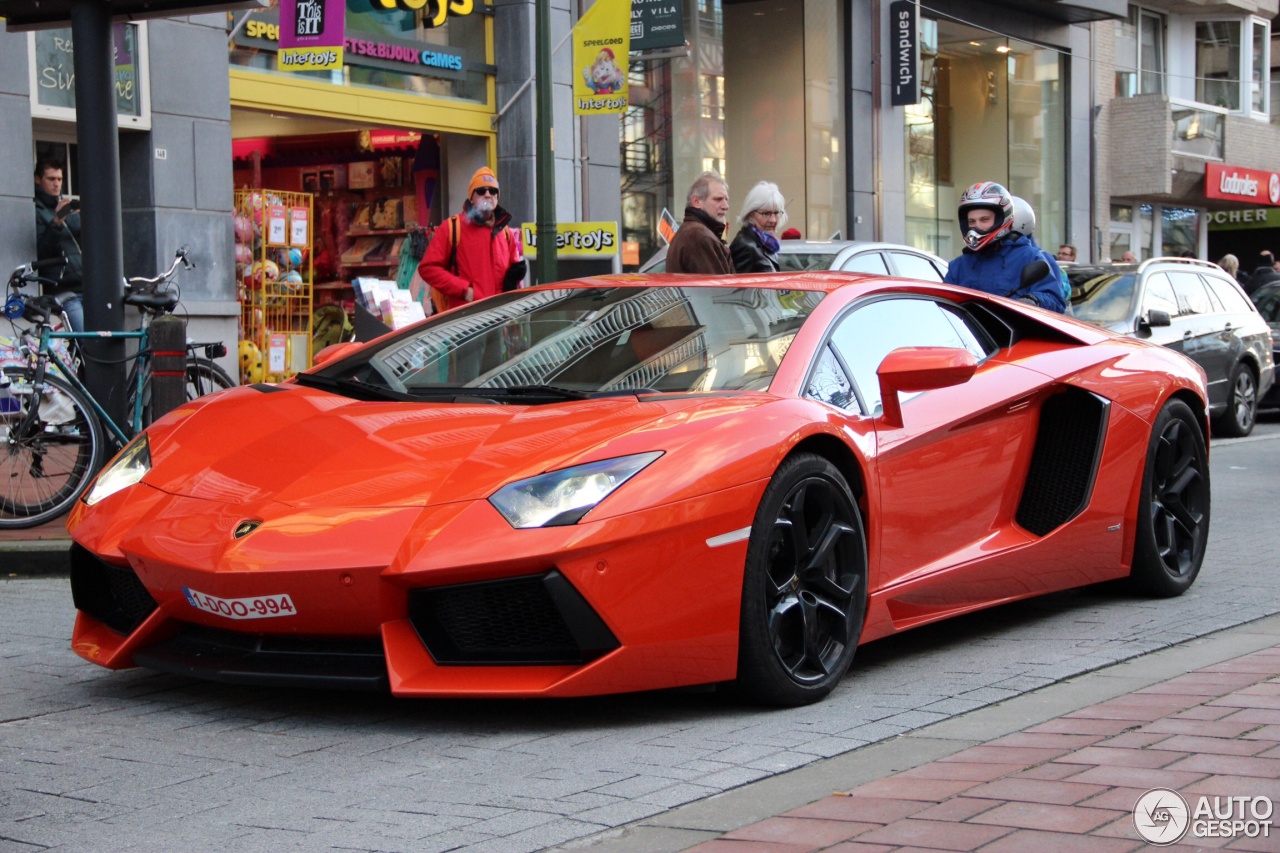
[1016, 389, 1108, 536]
[409, 571, 619, 665]
[69, 543, 158, 635]
[133, 624, 387, 691]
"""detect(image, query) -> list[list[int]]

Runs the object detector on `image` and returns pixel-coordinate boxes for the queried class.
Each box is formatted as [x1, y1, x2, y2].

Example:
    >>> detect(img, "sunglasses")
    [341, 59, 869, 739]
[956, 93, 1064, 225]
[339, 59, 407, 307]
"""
[473, 186, 499, 196]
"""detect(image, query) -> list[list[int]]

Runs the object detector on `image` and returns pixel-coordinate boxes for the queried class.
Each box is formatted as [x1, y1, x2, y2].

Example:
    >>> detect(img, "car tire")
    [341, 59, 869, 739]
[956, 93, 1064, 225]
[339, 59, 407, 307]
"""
[1214, 362, 1257, 438]
[1129, 399, 1210, 598]
[734, 453, 867, 706]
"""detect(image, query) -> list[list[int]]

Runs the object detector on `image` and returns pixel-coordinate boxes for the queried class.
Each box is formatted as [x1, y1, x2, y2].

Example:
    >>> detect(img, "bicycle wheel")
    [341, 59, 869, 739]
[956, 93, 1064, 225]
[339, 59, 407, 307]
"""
[0, 366, 104, 529]
[185, 357, 235, 400]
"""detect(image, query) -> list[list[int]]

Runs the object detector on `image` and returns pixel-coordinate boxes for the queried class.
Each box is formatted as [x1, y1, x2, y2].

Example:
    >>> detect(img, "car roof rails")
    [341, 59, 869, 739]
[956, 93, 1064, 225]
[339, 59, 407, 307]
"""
[1136, 256, 1223, 274]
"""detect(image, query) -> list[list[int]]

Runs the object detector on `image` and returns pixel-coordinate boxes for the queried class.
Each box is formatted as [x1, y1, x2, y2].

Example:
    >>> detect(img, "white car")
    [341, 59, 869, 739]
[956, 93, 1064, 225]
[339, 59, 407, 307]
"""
[640, 239, 950, 281]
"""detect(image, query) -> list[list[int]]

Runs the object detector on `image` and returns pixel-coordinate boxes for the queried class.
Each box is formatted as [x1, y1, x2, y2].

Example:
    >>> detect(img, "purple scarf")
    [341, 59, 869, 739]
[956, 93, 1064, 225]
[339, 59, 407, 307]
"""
[753, 227, 780, 255]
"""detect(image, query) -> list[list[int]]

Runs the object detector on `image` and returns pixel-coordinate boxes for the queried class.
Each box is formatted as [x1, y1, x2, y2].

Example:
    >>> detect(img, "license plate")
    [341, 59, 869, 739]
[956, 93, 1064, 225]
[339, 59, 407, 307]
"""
[182, 587, 296, 620]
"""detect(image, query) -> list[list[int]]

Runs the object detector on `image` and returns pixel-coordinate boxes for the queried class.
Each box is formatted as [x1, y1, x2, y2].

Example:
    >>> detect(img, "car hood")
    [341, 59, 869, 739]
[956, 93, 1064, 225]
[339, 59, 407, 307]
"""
[142, 384, 712, 509]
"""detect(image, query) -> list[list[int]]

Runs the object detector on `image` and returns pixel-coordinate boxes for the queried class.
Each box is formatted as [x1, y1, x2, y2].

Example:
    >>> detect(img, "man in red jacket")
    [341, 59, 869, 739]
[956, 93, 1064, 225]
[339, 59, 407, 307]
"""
[418, 166, 526, 311]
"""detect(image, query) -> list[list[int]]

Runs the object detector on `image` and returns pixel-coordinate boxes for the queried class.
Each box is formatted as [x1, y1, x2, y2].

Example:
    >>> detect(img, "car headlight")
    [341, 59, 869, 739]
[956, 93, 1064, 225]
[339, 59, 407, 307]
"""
[83, 434, 151, 506]
[489, 452, 663, 528]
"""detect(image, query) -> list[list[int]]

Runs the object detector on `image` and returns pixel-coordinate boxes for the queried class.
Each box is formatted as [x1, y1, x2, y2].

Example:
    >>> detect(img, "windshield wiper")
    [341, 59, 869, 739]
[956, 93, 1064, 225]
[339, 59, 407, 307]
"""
[294, 372, 414, 402]
[481, 384, 594, 400]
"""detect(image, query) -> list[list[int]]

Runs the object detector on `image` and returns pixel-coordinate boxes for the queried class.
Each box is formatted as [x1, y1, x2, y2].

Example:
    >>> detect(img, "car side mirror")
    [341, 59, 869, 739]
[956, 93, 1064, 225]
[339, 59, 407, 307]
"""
[876, 346, 978, 429]
[1143, 309, 1172, 328]
[1021, 259, 1050, 289]
[313, 341, 360, 366]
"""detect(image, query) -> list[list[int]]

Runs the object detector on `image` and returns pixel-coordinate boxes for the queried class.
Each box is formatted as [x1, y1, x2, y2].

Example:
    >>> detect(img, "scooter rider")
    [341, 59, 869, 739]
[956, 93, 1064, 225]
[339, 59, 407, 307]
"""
[943, 182, 1065, 313]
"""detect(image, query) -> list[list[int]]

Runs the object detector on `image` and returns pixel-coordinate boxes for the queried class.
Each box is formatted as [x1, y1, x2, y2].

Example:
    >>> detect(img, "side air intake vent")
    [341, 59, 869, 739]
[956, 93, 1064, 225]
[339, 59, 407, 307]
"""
[409, 571, 619, 665]
[69, 544, 158, 635]
[1015, 388, 1109, 536]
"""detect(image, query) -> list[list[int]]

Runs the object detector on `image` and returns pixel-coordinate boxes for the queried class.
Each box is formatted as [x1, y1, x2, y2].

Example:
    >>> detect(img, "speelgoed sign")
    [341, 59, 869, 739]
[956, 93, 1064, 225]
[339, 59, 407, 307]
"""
[630, 0, 684, 52]
[1205, 163, 1280, 207]
[235, 11, 466, 81]
[889, 0, 918, 107]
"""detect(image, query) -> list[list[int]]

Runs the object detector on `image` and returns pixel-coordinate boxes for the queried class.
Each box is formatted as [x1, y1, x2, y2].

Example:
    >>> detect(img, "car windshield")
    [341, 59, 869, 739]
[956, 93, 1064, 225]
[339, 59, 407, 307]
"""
[311, 285, 826, 399]
[1070, 273, 1136, 325]
[778, 251, 842, 271]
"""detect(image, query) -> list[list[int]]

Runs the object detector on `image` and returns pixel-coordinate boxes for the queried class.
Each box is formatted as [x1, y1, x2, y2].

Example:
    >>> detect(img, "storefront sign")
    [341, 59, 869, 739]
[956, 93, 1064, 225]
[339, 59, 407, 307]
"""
[630, 0, 684, 52]
[573, 0, 630, 115]
[1206, 163, 1280, 206]
[520, 222, 619, 257]
[236, 11, 466, 81]
[279, 0, 345, 72]
[1207, 207, 1280, 230]
[31, 23, 143, 119]
[369, 0, 474, 28]
[889, 0, 919, 107]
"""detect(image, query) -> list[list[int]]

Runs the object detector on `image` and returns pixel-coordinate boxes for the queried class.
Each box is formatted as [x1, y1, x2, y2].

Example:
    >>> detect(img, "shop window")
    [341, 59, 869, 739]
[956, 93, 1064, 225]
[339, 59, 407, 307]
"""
[28, 22, 150, 129]
[1195, 17, 1270, 116]
[1115, 6, 1165, 98]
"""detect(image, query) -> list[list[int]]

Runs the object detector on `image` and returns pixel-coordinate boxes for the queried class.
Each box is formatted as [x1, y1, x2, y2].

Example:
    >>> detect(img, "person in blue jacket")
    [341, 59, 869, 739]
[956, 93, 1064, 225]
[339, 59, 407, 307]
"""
[943, 182, 1066, 313]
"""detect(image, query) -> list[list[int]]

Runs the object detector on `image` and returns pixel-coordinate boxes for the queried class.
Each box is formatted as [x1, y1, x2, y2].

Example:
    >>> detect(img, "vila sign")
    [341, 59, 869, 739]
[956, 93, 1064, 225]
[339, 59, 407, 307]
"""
[889, 0, 918, 107]
[1206, 163, 1280, 207]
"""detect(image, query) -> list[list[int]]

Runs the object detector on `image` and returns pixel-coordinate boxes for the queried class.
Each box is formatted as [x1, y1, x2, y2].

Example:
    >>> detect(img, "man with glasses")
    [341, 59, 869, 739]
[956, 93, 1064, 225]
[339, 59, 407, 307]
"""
[667, 171, 733, 275]
[419, 166, 526, 312]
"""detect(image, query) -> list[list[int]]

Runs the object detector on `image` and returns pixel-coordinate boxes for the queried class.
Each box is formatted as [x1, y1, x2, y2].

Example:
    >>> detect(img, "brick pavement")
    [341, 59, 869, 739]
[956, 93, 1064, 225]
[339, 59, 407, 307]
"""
[682, 645, 1280, 852]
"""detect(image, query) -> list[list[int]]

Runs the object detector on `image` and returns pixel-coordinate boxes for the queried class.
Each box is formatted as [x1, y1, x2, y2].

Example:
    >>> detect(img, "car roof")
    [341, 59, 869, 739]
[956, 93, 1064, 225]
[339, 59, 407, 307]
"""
[640, 240, 948, 270]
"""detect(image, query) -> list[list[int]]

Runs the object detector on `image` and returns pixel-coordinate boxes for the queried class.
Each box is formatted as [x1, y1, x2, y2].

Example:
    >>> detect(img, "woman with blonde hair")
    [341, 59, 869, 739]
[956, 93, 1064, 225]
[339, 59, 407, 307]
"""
[730, 181, 788, 273]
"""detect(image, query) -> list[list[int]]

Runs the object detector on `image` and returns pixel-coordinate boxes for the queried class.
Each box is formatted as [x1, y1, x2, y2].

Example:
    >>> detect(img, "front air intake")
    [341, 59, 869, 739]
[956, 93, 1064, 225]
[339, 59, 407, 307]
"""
[69, 543, 158, 635]
[409, 570, 619, 665]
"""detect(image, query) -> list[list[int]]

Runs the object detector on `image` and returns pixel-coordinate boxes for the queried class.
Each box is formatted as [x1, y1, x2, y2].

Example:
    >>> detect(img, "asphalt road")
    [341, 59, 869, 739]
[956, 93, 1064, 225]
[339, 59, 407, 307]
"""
[2, 422, 1279, 853]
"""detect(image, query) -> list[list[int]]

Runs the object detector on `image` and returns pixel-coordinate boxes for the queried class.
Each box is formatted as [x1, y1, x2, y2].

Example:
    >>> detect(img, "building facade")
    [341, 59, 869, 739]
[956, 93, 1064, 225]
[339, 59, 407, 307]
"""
[0, 14, 237, 361]
[1092, 0, 1280, 265]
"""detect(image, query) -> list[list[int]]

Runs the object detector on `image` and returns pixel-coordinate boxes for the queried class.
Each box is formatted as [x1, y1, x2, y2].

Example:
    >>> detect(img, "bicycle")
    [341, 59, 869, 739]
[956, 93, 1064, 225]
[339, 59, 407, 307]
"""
[1, 247, 233, 528]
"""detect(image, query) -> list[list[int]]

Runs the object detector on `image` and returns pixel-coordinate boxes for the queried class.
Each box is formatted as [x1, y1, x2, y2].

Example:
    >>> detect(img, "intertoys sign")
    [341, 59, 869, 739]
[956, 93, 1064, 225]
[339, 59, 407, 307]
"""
[1205, 163, 1280, 206]
[279, 0, 345, 71]
[369, 0, 475, 28]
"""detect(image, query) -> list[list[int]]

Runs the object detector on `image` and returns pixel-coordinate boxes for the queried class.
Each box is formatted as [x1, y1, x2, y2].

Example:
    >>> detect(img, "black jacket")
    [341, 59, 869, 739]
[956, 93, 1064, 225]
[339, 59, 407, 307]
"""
[729, 226, 780, 273]
[34, 188, 83, 290]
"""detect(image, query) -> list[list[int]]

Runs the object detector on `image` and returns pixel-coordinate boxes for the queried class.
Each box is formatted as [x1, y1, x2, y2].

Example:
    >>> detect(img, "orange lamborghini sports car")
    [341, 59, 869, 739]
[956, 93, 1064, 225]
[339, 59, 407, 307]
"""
[67, 274, 1211, 706]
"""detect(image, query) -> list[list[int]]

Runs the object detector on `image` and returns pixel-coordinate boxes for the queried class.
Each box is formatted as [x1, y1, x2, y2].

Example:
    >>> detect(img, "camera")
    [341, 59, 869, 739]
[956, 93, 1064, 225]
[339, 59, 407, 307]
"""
[65, 196, 80, 211]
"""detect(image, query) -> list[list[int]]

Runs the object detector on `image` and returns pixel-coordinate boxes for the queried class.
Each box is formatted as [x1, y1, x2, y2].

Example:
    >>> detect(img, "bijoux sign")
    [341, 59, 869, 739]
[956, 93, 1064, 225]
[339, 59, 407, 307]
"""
[1205, 163, 1280, 206]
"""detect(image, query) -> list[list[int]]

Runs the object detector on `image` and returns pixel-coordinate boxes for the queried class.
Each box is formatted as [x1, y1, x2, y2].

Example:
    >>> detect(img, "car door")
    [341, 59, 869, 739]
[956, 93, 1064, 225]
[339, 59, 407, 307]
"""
[1136, 271, 1185, 349]
[1167, 270, 1229, 404]
[826, 295, 1055, 595]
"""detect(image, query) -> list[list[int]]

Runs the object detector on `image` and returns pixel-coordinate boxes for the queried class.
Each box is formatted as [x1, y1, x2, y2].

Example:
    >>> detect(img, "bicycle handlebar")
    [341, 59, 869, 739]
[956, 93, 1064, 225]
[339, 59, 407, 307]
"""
[125, 246, 194, 291]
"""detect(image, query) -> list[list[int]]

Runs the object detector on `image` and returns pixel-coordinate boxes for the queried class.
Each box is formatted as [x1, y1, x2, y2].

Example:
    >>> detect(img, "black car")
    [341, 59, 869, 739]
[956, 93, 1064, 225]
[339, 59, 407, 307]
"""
[1070, 257, 1275, 437]
[1248, 280, 1280, 410]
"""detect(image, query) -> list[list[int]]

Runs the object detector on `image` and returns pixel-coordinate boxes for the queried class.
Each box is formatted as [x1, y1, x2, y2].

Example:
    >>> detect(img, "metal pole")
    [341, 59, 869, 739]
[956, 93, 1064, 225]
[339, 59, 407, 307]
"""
[70, 0, 127, 428]
[535, 0, 558, 284]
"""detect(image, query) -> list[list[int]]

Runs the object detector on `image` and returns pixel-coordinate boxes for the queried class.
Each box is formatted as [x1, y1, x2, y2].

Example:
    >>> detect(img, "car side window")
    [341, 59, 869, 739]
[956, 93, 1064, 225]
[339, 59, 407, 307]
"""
[1254, 287, 1280, 321]
[805, 345, 860, 412]
[842, 252, 890, 274]
[1203, 274, 1253, 314]
[891, 252, 945, 282]
[1168, 271, 1214, 315]
[829, 297, 989, 417]
[1142, 273, 1178, 316]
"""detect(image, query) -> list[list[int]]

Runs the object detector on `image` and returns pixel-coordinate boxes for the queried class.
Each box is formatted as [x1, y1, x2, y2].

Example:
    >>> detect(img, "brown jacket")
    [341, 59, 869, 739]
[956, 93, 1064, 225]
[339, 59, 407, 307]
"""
[667, 207, 733, 275]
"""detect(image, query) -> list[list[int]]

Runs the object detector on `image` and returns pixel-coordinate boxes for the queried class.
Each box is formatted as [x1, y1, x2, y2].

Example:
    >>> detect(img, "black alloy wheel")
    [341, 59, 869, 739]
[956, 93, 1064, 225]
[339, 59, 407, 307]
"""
[736, 454, 867, 706]
[1215, 362, 1257, 438]
[1130, 399, 1210, 597]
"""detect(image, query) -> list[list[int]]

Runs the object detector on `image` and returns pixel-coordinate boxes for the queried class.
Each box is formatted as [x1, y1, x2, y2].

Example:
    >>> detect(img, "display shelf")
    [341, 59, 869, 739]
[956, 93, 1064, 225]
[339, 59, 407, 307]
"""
[315, 281, 353, 290]
[346, 228, 414, 237]
[341, 260, 401, 268]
